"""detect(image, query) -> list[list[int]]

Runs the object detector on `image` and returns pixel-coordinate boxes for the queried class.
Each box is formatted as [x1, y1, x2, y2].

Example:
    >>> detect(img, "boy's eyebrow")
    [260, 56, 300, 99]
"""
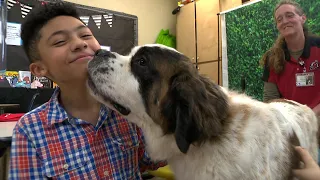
[47, 24, 88, 42]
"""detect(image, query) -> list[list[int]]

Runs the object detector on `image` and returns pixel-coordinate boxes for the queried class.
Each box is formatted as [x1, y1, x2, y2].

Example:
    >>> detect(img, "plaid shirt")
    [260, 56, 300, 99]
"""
[9, 88, 165, 179]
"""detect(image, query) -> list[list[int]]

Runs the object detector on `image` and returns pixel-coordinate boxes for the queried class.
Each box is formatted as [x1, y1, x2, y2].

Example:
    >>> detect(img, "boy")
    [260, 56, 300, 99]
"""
[9, 1, 164, 179]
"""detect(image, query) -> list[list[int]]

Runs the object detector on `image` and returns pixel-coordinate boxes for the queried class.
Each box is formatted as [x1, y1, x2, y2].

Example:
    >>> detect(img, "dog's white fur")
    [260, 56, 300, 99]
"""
[87, 44, 319, 180]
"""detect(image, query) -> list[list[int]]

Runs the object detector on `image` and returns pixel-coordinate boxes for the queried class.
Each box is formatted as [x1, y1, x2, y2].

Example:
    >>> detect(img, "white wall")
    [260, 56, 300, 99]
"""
[67, 0, 178, 45]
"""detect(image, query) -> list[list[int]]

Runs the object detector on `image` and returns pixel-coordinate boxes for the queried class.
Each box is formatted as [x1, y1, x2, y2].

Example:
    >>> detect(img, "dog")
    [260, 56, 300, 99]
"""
[87, 44, 319, 180]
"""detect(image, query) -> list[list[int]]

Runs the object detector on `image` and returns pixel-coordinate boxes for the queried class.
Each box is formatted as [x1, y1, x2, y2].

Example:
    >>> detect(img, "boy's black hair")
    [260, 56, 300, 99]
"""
[21, 1, 81, 62]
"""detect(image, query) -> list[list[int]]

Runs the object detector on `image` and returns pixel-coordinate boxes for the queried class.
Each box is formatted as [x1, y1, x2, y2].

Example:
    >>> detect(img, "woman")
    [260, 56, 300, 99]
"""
[261, 0, 320, 116]
[261, 0, 320, 174]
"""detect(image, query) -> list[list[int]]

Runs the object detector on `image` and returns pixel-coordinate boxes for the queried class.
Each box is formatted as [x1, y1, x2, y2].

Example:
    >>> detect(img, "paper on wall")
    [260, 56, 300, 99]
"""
[101, 45, 111, 51]
[6, 22, 22, 46]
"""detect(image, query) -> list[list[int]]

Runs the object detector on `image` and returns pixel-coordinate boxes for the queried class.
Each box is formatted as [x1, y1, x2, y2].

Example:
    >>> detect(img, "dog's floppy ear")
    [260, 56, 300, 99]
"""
[162, 71, 229, 154]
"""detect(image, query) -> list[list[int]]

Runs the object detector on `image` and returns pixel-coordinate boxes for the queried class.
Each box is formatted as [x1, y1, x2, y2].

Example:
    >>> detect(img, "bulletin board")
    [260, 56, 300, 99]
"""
[3, 0, 138, 71]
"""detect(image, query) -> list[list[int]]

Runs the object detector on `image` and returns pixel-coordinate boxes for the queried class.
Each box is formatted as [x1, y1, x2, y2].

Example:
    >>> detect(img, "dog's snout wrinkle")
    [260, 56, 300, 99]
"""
[96, 67, 110, 74]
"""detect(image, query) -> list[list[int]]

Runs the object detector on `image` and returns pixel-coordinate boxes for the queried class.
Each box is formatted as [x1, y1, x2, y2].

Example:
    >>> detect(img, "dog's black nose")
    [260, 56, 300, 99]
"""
[95, 49, 108, 56]
[95, 49, 116, 58]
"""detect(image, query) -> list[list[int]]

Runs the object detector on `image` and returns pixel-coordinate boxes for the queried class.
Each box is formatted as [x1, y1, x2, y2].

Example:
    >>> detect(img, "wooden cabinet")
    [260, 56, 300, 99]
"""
[176, 0, 221, 84]
[197, 60, 222, 85]
[197, 61, 218, 83]
[196, 0, 220, 63]
[176, 2, 196, 63]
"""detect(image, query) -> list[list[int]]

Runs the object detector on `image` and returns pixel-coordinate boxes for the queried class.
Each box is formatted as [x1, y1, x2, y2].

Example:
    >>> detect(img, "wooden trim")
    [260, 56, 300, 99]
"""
[194, 2, 198, 64]
[197, 59, 220, 64]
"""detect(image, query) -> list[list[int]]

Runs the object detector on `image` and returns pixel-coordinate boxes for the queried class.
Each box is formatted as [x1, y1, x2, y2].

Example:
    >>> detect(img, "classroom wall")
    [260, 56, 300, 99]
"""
[66, 0, 178, 45]
[219, 0, 242, 11]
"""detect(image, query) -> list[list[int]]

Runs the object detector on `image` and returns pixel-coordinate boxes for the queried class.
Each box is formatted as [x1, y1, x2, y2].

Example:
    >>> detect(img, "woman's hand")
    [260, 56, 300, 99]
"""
[292, 146, 320, 180]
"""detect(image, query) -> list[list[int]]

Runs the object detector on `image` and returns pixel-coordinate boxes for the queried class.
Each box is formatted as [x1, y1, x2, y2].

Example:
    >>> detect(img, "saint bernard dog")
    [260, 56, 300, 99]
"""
[87, 44, 319, 180]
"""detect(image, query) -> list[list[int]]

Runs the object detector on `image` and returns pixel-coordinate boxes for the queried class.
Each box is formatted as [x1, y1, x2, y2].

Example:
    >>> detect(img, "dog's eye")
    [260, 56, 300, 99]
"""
[138, 58, 147, 66]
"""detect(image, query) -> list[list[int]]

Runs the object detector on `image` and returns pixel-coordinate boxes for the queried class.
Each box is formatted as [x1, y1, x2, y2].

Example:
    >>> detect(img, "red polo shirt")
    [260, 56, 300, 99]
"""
[262, 36, 320, 109]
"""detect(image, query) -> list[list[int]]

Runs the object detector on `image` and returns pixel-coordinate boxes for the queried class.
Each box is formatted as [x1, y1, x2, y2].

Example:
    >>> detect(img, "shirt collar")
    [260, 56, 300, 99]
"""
[283, 35, 312, 61]
[44, 88, 111, 126]
[45, 88, 69, 125]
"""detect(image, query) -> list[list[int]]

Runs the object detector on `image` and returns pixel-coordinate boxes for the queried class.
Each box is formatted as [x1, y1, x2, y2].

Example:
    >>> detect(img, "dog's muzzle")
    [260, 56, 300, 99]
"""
[87, 49, 131, 116]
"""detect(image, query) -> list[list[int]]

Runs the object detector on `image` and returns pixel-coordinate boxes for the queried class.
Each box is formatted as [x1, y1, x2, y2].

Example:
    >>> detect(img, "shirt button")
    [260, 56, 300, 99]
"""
[63, 164, 69, 170]
[104, 171, 109, 176]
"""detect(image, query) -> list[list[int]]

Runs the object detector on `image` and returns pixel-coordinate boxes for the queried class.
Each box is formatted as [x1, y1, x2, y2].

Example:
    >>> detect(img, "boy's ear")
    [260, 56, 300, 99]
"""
[29, 61, 47, 77]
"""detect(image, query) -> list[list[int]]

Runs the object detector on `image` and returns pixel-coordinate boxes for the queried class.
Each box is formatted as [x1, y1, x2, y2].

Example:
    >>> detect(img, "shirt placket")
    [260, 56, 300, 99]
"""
[92, 125, 113, 179]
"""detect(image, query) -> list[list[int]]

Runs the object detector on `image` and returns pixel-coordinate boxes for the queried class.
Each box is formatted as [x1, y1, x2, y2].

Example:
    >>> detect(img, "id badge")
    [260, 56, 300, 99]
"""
[296, 72, 315, 87]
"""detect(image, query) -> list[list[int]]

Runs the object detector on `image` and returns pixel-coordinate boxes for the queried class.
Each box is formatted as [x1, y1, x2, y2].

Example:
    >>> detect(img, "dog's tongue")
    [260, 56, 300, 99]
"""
[112, 102, 131, 115]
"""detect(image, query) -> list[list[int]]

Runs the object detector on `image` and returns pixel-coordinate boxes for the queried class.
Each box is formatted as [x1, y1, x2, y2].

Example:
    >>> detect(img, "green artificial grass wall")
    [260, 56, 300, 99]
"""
[225, 0, 320, 101]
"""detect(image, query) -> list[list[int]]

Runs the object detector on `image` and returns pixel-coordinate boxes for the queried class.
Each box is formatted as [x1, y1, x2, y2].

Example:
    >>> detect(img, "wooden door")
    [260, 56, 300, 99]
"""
[176, 2, 196, 63]
[196, 0, 220, 63]
[197, 61, 219, 84]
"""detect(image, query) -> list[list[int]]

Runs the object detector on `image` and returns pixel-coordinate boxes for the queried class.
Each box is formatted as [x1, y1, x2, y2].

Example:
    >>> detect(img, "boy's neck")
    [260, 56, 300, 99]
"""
[59, 82, 101, 125]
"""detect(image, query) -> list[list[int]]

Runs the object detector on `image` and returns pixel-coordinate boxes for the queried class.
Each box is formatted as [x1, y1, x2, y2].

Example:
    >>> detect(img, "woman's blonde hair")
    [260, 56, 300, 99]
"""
[260, 0, 307, 73]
